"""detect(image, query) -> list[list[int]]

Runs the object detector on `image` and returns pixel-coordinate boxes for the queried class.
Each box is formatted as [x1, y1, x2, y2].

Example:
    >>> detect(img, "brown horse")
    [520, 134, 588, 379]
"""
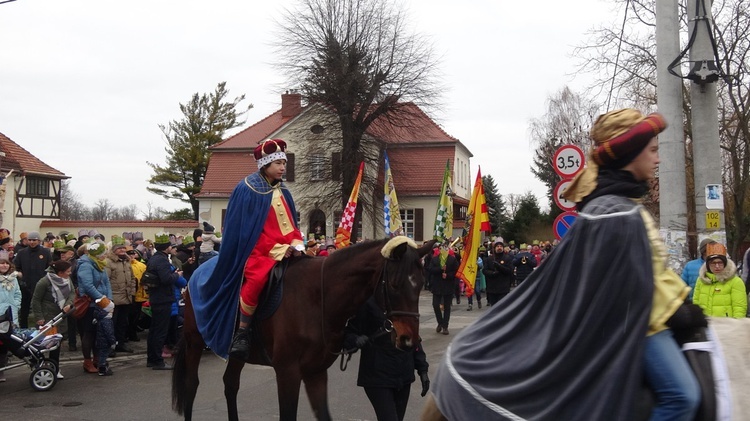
[172, 237, 434, 421]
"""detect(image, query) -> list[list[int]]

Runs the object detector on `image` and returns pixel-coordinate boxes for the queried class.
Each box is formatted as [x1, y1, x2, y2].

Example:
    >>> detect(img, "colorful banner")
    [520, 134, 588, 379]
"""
[335, 161, 365, 249]
[383, 151, 403, 237]
[433, 160, 453, 241]
[457, 168, 491, 297]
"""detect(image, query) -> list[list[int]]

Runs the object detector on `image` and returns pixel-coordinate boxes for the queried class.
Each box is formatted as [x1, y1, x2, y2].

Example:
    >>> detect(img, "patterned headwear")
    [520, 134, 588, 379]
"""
[253, 139, 287, 169]
[86, 241, 107, 257]
[564, 109, 667, 203]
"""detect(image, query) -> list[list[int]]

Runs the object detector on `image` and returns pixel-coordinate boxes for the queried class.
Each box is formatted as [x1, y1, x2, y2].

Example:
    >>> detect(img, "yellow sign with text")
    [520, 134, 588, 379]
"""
[706, 211, 721, 229]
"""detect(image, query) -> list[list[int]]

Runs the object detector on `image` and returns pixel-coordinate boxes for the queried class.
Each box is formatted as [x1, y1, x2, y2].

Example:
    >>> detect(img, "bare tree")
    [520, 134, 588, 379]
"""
[528, 86, 599, 209]
[59, 179, 91, 220]
[575, 0, 750, 258]
[504, 193, 523, 220]
[90, 198, 116, 221]
[275, 0, 442, 218]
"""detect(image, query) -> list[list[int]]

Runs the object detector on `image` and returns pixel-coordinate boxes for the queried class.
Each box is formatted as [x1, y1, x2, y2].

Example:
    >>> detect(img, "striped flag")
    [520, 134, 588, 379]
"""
[433, 160, 453, 241]
[335, 161, 365, 249]
[457, 168, 491, 297]
[383, 151, 403, 237]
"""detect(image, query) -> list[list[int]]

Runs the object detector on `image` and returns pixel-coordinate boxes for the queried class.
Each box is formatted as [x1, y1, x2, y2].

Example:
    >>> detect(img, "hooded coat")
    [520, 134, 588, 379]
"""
[693, 259, 747, 318]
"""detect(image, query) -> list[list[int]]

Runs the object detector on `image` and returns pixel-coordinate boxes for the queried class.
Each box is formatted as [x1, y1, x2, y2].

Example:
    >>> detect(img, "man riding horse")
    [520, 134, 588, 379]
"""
[190, 138, 304, 360]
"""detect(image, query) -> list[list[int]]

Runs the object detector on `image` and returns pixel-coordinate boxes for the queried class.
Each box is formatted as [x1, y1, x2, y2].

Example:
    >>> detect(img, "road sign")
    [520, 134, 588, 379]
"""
[553, 145, 585, 178]
[553, 211, 578, 241]
[553, 179, 577, 212]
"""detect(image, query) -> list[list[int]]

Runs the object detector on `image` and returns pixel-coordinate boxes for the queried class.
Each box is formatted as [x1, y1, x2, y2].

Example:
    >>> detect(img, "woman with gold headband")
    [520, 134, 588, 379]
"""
[426, 109, 701, 421]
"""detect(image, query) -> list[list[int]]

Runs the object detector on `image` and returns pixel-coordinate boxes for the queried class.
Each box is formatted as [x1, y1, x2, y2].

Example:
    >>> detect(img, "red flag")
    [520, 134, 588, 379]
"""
[457, 168, 491, 297]
[335, 162, 365, 248]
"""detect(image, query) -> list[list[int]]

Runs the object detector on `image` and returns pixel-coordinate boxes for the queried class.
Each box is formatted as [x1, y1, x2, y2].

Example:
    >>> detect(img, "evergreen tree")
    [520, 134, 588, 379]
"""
[482, 174, 508, 236]
[147, 82, 250, 219]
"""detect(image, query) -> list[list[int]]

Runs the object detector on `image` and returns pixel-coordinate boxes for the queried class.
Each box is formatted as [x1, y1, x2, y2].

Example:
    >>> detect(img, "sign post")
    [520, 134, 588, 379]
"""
[552, 145, 585, 179]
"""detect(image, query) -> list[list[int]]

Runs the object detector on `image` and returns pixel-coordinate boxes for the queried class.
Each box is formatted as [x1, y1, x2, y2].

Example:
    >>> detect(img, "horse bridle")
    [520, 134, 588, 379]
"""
[377, 258, 420, 321]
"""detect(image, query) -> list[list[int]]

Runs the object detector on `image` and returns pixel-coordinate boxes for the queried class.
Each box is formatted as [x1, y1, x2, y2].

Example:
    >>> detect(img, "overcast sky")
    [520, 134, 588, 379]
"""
[0, 0, 617, 215]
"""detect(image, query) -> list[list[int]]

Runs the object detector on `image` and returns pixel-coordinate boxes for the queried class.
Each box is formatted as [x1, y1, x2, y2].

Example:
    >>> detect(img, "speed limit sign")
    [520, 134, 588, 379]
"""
[554, 179, 577, 211]
[553, 145, 585, 178]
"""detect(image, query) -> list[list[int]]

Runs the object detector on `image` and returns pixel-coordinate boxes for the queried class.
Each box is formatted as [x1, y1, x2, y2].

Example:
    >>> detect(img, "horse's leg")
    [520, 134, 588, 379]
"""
[302, 370, 331, 421]
[223, 358, 245, 421]
[172, 294, 205, 421]
[420, 394, 448, 421]
[275, 365, 303, 421]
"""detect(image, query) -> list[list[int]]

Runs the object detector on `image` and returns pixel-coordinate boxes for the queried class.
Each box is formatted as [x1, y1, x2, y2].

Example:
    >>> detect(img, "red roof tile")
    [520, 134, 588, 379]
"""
[40, 220, 198, 228]
[214, 110, 297, 150]
[387, 147, 455, 196]
[196, 151, 256, 198]
[0, 132, 67, 178]
[366, 103, 458, 144]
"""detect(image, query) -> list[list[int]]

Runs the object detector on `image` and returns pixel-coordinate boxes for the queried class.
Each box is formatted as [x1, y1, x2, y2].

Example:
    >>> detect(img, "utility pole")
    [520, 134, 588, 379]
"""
[688, 0, 726, 245]
[655, 0, 688, 272]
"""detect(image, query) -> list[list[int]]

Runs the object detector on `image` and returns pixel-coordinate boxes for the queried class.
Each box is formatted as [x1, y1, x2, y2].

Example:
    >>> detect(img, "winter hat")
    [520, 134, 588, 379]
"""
[478, 246, 487, 253]
[111, 235, 127, 251]
[86, 241, 107, 257]
[202, 222, 215, 234]
[53, 240, 66, 250]
[253, 139, 288, 169]
[50, 260, 72, 274]
[27, 231, 41, 240]
[94, 233, 105, 241]
[705, 242, 728, 266]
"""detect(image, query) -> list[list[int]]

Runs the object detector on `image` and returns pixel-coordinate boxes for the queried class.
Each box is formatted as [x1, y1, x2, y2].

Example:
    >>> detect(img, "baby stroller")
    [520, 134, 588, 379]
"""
[0, 307, 68, 391]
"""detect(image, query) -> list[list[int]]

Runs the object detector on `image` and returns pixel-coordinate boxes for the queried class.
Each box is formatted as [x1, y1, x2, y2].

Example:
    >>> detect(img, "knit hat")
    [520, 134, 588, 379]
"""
[111, 235, 127, 251]
[202, 222, 215, 234]
[705, 242, 728, 266]
[253, 139, 288, 169]
[86, 241, 107, 257]
[564, 109, 668, 203]
[27, 231, 41, 240]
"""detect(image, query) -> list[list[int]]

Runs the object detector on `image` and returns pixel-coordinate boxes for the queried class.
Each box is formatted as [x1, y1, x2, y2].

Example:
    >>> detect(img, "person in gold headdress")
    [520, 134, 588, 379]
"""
[427, 109, 703, 421]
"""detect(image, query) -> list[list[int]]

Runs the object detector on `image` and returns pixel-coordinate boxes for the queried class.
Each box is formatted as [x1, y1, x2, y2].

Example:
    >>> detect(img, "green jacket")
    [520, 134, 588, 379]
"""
[693, 259, 747, 318]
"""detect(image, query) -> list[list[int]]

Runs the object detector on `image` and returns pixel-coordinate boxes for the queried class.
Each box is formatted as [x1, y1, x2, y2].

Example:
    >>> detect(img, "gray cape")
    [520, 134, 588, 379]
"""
[432, 195, 654, 420]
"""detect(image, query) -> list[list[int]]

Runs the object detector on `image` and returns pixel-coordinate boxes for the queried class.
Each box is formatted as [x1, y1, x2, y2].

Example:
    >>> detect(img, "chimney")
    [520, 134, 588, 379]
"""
[281, 91, 302, 118]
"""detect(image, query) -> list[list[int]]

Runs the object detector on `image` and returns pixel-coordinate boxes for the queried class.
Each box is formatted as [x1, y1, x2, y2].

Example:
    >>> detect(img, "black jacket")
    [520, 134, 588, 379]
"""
[483, 253, 514, 294]
[13, 245, 52, 292]
[513, 251, 537, 283]
[428, 251, 459, 295]
[145, 250, 180, 305]
[344, 298, 428, 389]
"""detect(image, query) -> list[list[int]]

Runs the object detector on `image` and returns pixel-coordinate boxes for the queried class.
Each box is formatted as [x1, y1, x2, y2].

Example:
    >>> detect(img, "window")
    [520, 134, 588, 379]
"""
[309, 154, 326, 181]
[26, 177, 49, 197]
[400, 209, 415, 239]
[284, 153, 295, 182]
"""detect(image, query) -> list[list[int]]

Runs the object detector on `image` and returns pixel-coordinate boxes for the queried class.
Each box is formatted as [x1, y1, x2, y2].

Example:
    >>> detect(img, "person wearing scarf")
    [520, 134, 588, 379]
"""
[76, 241, 113, 374]
[428, 109, 701, 421]
[31, 260, 75, 380]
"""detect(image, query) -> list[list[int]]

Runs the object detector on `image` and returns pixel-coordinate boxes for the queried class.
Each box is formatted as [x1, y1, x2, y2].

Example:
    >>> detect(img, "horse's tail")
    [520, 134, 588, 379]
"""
[171, 289, 203, 418]
[171, 333, 189, 415]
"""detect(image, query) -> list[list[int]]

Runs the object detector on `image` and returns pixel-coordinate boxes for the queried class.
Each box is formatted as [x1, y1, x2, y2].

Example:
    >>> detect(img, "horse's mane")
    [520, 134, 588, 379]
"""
[324, 238, 421, 286]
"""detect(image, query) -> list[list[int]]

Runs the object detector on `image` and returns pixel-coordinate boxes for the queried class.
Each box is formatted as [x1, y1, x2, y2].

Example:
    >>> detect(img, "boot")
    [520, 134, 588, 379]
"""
[82, 358, 98, 373]
[229, 327, 251, 360]
[478, 299, 482, 309]
[466, 304, 473, 311]
[98, 363, 113, 376]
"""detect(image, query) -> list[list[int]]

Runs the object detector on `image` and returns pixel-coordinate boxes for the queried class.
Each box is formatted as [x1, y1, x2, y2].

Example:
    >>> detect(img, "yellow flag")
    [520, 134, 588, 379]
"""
[384, 151, 403, 236]
[433, 160, 453, 241]
[457, 168, 491, 297]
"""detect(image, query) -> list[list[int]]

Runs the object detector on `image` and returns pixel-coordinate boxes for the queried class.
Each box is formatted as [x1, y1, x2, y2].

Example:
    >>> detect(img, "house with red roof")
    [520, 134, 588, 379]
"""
[0, 131, 69, 236]
[197, 93, 472, 242]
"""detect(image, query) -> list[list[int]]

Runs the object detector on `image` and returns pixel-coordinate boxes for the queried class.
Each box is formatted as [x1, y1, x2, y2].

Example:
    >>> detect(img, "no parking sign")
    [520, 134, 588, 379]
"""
[553, 211, 578, 240]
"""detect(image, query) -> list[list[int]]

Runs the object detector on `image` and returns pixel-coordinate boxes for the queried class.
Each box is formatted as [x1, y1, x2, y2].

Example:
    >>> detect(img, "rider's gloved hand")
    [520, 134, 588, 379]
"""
[354, 335, 369, 349]
[419, 372, 430, 397]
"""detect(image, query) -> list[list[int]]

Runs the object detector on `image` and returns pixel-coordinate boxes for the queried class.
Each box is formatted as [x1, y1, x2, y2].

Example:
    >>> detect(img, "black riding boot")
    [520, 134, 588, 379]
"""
[229, 327, 251, 360]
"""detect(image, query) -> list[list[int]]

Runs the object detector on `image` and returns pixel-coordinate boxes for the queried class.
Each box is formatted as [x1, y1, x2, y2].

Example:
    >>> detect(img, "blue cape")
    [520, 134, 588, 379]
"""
[189, 172, 297, 359]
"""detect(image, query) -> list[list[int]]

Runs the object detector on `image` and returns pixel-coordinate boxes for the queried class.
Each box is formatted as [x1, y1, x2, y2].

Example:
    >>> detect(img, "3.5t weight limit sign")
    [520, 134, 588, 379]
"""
[553, 145, 585, 178]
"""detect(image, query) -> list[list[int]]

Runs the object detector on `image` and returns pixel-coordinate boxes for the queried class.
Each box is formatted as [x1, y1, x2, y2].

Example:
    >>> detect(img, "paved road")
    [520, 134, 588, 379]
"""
[0, 290, 488, 420]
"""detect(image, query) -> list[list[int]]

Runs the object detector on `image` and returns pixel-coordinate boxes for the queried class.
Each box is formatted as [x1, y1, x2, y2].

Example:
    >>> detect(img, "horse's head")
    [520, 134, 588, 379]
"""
[377, 237, 436, 350]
